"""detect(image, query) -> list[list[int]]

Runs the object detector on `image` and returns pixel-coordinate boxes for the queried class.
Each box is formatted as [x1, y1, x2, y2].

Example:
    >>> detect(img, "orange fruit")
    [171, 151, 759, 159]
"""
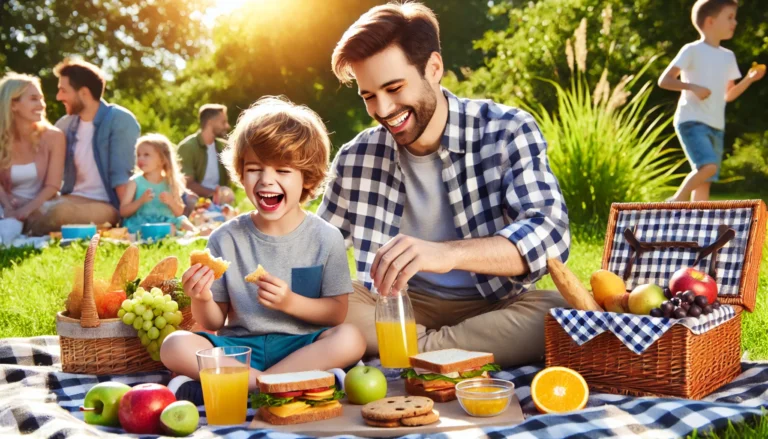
[590, 269, 626, 308]
[531, 367, 589, 414]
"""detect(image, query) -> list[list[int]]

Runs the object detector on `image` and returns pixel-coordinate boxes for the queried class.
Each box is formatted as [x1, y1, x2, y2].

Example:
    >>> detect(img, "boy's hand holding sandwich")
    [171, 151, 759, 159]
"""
[254, 273, 294, 312]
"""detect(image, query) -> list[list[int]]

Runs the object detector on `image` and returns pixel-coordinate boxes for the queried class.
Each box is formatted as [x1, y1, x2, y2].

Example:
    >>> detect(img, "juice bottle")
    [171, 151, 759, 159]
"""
[375, 288, 418, 368]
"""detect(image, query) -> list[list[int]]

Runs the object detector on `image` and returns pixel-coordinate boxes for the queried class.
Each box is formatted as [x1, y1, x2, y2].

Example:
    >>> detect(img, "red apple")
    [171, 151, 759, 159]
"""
[118, 383, 176, 434]
[669, 267, 718, 304]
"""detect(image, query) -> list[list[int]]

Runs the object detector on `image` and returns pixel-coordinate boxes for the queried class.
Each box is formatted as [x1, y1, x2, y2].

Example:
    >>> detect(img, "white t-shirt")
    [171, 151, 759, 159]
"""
[70, 121, 110, 202]
[672, 41, 741, 130]
[200, 142, 220, 190]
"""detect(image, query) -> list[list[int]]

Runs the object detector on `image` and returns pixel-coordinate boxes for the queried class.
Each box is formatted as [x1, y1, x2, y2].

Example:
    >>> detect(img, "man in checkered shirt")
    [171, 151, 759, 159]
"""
[318, 2, 570, 367]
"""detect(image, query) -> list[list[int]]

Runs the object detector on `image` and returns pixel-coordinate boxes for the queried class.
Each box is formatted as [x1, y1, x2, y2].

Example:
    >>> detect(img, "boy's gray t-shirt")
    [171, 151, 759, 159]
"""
[207, 212, 352, 337]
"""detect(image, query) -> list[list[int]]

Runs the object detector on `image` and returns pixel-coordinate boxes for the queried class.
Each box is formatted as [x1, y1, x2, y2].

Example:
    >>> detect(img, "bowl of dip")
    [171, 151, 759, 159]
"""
[455, 378, 515, 417]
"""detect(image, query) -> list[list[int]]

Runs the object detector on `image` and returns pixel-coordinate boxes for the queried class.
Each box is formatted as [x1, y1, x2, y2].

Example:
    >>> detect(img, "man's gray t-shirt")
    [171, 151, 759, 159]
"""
[398, 148, 480, 299]
[207, 212, 352, 337]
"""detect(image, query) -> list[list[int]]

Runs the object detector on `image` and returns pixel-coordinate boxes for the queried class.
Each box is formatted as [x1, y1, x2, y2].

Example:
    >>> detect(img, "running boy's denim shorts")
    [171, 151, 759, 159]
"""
[675, 121, 725, 182]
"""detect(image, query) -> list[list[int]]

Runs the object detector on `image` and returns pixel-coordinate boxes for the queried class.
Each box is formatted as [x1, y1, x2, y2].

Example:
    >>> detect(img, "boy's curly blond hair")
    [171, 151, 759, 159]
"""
[222, 96, 330, 203]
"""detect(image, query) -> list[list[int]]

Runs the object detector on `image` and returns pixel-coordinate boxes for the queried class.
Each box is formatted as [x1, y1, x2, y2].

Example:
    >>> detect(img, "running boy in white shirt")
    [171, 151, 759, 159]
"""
[659, 0, 764, 202]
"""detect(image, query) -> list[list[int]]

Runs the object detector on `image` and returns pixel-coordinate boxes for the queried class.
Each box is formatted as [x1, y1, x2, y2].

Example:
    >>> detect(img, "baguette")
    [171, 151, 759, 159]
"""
[547, 258, 604, 311]
[140, 256, 178, 290]
[110, 245, 139, 291]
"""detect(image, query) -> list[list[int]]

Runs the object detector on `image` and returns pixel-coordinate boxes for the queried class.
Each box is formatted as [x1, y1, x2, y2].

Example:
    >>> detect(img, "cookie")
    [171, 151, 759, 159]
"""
[363, 418, 400, 428]
[361, 396, 433, 421]
[400, 410, 440, 426]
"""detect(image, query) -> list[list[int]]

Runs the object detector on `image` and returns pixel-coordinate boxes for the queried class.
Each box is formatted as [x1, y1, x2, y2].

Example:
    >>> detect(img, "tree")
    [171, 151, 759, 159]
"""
[1, 0, 212, 120]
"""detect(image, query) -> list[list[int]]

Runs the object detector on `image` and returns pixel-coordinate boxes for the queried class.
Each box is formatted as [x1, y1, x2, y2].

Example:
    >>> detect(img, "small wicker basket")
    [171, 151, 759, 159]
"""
[545, 200, 766, 400]
[56, 234, 195, 375]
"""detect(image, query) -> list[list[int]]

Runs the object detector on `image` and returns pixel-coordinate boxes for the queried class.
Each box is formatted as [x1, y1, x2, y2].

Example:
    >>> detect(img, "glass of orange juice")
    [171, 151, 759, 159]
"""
[196, 346, 251, 425]
[375, 287, 418, 368]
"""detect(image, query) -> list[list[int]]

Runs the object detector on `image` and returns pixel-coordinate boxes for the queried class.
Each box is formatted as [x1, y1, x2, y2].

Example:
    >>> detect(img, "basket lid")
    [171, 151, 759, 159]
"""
[602, 200, 766, 312]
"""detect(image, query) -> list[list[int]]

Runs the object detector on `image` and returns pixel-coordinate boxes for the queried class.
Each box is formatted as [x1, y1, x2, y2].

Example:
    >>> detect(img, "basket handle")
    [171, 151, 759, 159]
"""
[622, 224, 735, 281]
[80, 234, 101, 328]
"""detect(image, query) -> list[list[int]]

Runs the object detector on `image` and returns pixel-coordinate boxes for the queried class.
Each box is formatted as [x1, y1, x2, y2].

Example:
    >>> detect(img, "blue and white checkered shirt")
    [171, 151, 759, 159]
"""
[318, 89, 570, 301]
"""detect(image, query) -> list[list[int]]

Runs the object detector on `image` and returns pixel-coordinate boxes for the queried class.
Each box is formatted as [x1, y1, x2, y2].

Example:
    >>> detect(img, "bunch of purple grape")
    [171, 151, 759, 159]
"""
[649, 289, 722, 318]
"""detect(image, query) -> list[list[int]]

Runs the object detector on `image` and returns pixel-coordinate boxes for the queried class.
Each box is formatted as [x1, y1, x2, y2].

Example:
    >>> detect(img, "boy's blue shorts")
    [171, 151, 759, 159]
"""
[197, 329, 327, 371]
[675, 121, 725, 182]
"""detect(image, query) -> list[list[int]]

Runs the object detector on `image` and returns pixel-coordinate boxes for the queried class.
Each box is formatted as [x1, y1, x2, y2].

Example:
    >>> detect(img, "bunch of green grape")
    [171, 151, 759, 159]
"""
[117, 287, 184, 362]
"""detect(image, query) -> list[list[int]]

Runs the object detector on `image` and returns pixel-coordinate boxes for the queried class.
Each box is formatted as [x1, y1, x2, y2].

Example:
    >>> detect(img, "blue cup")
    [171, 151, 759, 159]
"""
[140, 223, 172, 241]
[61, 224, 97, 240]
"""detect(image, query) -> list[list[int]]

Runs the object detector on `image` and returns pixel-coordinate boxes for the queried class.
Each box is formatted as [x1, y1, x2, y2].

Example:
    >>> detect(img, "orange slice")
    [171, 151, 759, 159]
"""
[531, 366, 589, 414]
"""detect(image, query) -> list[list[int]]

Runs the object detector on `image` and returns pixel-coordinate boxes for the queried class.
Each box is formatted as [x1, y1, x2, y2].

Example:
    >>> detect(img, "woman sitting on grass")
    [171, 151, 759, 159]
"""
[119, 134, 195, 236]
[0, 73, 65, 245]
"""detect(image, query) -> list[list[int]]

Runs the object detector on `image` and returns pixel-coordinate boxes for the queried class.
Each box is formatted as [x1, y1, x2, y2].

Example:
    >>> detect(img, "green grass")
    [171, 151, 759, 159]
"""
[687, 411, 768, 439]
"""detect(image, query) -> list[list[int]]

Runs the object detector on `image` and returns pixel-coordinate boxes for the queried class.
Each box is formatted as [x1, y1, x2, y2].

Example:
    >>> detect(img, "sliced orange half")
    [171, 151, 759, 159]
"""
[531, 366, 589, 414]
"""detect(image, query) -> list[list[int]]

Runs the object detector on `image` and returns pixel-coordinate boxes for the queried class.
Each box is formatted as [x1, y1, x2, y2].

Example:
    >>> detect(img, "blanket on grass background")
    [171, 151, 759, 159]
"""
[2, 336, 768, 438]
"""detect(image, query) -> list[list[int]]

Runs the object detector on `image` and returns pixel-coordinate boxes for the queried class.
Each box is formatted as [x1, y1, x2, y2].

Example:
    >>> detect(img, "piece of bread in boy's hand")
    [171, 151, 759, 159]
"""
[190, 249, 230, 280]
[244, 265, 269, 284]
[140, 256, 179, 290]
[110, 245, 139, 291]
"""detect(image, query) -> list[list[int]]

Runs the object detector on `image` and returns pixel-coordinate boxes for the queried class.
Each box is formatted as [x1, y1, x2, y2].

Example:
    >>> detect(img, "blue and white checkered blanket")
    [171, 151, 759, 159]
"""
[2, 336, 767, 438]
[551, 306, 737, 354]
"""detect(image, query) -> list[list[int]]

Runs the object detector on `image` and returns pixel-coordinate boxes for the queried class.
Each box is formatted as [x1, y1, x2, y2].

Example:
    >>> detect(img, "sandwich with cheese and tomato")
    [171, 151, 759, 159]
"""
[251, 370, 344, 425]
[401, 349, 501, 402]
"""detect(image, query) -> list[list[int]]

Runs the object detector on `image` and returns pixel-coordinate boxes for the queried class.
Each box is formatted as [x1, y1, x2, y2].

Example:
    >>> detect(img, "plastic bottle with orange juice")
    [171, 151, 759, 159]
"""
[375, 287, 418, 368]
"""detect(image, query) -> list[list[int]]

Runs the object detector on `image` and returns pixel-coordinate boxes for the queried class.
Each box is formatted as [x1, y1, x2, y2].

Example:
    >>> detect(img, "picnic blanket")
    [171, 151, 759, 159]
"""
[2, 337, 767, 438]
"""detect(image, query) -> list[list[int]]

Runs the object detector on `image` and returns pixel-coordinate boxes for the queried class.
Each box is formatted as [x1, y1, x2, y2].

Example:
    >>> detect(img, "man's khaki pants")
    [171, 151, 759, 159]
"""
[26, 195, 119, 236]
[346, 281, 568, 368]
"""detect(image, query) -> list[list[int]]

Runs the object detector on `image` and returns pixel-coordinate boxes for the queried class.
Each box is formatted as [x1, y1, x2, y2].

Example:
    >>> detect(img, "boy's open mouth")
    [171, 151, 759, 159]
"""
[257, 192, 284, 212]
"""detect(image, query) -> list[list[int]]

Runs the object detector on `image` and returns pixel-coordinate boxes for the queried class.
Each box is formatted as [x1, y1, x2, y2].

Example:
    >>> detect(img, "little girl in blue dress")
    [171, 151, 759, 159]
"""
[120, 134, 194, 235]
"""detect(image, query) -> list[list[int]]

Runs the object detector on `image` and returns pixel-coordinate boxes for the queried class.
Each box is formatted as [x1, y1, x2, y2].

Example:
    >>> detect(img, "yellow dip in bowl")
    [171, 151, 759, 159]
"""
[456, 378, 515, 417]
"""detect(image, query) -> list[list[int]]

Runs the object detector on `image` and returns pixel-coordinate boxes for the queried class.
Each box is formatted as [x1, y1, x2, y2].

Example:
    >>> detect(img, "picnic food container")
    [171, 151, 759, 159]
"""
[61, 224, 97, 240]
[545, 200, 766, 400]
[455, 378, 515, 417]
[140, 223, 172, 241]
[56, 235, 195, 375]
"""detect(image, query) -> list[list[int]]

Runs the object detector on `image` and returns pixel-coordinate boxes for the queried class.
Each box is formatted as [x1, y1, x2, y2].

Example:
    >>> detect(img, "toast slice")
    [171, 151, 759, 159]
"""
[259, 401, 342, 425]
[189, 249, 230, 280]
[409, 349, 495, 374]
[257, 370, 335, 393]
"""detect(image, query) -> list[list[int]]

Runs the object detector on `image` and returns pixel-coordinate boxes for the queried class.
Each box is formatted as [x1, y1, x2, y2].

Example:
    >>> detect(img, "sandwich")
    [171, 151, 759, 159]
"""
[251, 370, 345, 425]
[189, 249, 230, 280]
[244, 264, 269, 284]
[401, 349, 501, 402]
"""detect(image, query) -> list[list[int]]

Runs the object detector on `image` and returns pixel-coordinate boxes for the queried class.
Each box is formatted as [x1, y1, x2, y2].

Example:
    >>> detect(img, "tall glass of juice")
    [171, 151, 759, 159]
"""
[375, 287, 418, 368]
[196, 346, 251, 425]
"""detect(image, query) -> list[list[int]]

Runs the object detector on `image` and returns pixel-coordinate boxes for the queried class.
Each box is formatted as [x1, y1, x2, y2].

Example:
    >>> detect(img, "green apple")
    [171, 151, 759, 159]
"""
[160, 401, 199, 436]
[628, 283, 666, 315]
[80, 382, 131, 427]
[344, 365, 387, 405]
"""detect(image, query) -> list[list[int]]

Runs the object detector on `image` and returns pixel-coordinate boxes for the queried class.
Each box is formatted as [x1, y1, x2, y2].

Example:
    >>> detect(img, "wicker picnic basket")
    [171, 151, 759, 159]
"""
[56, 234, 195, 375]
[545, 200, 766, 400]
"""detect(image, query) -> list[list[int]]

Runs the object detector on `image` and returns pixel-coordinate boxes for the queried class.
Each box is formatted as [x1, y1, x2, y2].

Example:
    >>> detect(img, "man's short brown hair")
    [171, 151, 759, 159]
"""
[222, 96, 330, 203]
[199, 103, 227, 129]
[691, 0, 738, 32]
[332, 1, 440, 85]
[53, 58, 106, 101]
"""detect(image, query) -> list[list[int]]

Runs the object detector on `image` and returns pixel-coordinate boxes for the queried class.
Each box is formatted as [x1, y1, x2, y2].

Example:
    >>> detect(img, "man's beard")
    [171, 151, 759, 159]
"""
[67, 96, 85, 115]
[214, 125, 229, 138]
[376, 80, 437, 147]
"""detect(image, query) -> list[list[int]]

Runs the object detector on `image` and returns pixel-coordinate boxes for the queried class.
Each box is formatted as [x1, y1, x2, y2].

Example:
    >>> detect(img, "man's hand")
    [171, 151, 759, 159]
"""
[182, 264, 214, 302]
[255, 274, 295, 312]
[140, 189, 155, 204]
[371, 235, 454, 296]
[158, 191, 172, 205]
[691, 84, 711, 100]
